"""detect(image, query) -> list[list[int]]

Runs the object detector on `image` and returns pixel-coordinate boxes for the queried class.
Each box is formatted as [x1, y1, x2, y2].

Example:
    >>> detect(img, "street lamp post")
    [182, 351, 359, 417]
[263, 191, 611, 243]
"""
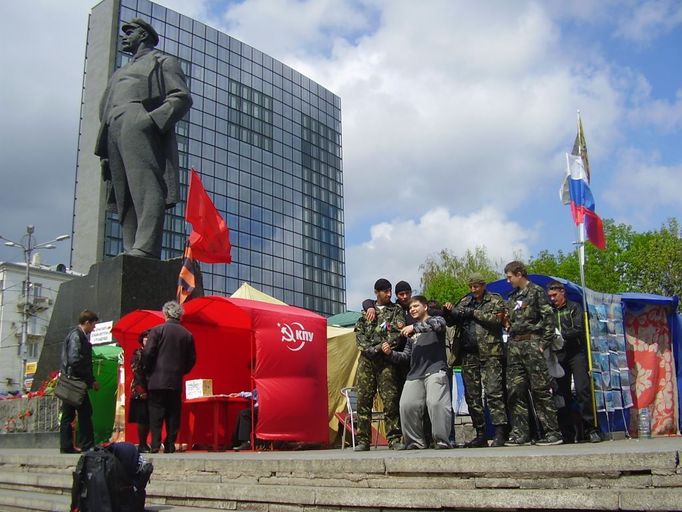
[0, 225, 70, 392]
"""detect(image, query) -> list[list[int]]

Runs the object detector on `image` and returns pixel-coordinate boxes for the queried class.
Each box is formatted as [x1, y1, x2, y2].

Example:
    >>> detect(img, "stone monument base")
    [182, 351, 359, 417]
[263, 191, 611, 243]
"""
[32, 255, 203, 391]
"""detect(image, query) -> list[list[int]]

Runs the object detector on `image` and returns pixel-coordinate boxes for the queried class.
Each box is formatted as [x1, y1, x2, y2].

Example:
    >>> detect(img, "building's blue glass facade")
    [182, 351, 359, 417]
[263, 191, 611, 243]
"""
[104, 0, 346, 315]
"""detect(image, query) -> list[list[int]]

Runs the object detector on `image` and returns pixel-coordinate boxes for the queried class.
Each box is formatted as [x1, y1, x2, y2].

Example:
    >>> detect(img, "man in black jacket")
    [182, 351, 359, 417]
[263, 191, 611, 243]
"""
[143, 301, 196, 453]
[547, 281, 600, 443]
[59, 310, 100, 453]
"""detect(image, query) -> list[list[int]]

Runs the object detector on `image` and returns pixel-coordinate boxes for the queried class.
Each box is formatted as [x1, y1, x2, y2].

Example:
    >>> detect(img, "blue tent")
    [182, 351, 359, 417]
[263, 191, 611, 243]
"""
[487, 275, 681, 434]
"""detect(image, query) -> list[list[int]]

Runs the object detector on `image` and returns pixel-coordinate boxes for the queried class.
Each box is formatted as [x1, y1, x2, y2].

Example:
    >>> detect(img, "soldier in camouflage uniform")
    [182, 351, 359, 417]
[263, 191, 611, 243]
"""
[443, 273, 508, 447]
[503, 261, 563, 446]
[353, 278, 406, 451]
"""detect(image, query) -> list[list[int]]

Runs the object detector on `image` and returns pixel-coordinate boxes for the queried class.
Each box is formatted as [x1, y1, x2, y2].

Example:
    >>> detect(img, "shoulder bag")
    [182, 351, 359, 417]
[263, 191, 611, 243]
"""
[55, 373, 88, 407]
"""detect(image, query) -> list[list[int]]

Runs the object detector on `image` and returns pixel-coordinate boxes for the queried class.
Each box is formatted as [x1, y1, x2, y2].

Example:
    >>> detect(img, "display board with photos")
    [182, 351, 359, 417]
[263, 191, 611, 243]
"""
[584, 290, 633, 413]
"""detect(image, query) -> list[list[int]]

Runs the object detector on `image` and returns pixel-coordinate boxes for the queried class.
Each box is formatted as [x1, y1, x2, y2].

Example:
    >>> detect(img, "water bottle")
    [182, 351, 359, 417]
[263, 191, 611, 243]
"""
[638, 408, 651, 439]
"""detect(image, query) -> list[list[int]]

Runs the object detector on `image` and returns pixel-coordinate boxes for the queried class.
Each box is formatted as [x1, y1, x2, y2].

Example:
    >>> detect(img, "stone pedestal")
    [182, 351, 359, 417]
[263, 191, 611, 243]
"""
[32, 255, 203, 390]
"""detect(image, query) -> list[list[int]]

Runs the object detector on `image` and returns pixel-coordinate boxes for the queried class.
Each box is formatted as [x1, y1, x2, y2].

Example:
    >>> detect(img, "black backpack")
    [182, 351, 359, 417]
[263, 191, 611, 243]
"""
[70, 444, 148, 512]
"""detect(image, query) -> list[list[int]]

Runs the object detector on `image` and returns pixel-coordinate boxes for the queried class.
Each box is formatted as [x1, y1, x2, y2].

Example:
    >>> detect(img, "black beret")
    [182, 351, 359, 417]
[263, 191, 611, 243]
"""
[395, 280, 412, 293]
[374, 278, 392, 291]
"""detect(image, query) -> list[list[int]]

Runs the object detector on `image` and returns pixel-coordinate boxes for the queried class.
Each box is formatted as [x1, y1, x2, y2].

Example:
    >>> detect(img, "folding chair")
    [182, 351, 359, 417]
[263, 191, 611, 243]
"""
[336, 387, 385, 449]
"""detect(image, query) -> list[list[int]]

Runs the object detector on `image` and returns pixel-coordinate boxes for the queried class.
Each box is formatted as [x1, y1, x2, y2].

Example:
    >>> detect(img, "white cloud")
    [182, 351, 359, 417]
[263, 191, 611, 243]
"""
[603, 150, 682, 223]
[154, 0, 213, 21]
[263, 0, 627, 231]
[345, 206, 531, 309]
[613, 0, 682, 44]
[213, 0, 376, 59]
[628, 89, 682, 132]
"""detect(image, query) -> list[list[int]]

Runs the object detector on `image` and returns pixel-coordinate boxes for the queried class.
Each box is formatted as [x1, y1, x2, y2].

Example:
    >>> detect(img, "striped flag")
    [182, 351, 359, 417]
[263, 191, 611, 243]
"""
[560, 120, 606, 250]
[176, 245, 196, 304]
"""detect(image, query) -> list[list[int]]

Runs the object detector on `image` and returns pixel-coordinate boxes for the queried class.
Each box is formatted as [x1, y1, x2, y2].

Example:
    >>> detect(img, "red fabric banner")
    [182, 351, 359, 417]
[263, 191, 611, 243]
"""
[625, 304, 677, 435]
[245, 300, 328, 444]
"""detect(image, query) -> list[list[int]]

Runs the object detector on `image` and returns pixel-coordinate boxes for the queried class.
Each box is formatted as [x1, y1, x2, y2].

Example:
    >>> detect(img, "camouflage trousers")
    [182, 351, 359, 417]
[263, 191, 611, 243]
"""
[355, 354, 402, 445]
[506, 336, 559, 439]
[461, 352, 507, 428]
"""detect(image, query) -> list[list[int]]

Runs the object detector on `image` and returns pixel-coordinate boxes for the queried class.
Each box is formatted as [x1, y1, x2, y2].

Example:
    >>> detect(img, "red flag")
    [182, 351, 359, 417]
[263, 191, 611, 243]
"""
[176, 245, 196, 304]
[583, 208, 606, 250]
[185, 168, 232, 263]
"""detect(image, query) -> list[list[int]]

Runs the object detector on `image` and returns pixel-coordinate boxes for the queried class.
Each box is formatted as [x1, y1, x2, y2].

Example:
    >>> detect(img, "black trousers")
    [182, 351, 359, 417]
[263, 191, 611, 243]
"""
[556, 347, 595, 441]
[60, 394, 94, 451]
[232, 407, 257, 445]
[148, 389, 182, 450]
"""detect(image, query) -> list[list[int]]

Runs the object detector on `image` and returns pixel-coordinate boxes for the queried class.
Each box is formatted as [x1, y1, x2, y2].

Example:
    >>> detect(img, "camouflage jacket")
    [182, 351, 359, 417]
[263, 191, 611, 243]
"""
[506, 281, 557, 350]
[454, 290, 506, 358]
[355, 302, 405, 359]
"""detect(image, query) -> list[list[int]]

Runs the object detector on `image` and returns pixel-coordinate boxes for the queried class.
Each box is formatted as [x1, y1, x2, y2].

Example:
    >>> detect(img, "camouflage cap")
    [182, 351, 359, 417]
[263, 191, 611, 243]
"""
[467, 272, 486, 285]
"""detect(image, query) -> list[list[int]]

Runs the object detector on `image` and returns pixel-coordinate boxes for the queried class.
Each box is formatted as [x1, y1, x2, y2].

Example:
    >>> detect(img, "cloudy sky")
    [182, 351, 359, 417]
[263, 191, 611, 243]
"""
[1, 0, 681, 309]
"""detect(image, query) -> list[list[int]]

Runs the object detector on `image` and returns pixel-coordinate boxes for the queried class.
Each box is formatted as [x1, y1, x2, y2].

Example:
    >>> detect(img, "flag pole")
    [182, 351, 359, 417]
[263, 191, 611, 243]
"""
[574, 111, 601, 432]
[176, 168, 195, 304]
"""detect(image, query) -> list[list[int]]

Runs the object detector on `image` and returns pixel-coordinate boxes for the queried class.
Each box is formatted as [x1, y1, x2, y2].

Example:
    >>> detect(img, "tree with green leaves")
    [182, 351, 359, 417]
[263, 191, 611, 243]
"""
[419, 247, 499, 304]
[527, 218, 682, 302]
[418, 219, 681, 309]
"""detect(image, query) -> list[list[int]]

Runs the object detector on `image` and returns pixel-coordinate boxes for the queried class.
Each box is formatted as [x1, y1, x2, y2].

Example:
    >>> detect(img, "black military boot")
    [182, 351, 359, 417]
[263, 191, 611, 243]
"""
[464, 428, 488, 448]
[491, 426, 507, 447]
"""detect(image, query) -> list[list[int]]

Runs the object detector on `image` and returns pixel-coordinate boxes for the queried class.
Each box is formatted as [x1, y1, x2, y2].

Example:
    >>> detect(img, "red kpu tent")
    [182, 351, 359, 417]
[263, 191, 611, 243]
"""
[112, 296, 328, 446]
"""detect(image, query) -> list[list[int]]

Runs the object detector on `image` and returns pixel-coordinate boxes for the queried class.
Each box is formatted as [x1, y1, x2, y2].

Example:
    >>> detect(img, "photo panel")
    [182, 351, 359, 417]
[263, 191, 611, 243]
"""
[609, 351, 619, 370]
[617, 351, 628, 369]
[595, 390, 606, 412]
[592, 370, 604, 392]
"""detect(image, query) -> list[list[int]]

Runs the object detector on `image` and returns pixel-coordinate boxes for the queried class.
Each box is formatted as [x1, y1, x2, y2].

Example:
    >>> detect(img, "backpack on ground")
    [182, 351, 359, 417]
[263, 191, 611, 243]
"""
[70, 443, 150, 512]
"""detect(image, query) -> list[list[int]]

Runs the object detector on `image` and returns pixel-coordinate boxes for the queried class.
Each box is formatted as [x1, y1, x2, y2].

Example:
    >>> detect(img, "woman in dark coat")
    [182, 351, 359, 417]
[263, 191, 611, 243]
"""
[129, 330, 151, 452]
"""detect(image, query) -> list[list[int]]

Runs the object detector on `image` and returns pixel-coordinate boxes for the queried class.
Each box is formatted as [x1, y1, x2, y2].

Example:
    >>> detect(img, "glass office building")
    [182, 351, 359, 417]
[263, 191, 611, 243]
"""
[72, 0, 346, 315]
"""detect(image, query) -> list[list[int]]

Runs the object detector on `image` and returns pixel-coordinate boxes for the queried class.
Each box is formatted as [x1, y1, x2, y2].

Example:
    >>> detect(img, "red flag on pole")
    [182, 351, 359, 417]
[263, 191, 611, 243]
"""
[185, 168, 232, 263]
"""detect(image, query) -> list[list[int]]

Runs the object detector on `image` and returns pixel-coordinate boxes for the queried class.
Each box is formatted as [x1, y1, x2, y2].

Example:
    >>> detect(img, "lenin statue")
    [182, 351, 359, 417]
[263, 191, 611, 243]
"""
[95, 18, 192, 258]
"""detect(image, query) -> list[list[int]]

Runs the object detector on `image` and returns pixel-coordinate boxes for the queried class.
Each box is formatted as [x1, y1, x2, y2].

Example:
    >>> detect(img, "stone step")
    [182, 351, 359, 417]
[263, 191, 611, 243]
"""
[0, 488, 237, 512]
[0, 488, 69, 512]
[0, 439, 679, 510]
[2, 445, 675, 477]
[0, 474, 681, 511]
